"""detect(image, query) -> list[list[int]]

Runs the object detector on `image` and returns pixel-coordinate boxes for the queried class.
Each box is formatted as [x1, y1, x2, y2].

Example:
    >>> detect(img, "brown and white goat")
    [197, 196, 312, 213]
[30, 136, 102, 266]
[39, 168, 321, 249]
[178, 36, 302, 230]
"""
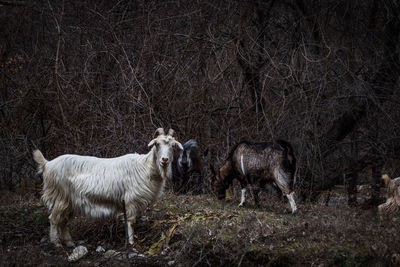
[210, 140, 297, 213]
[33, 128, 183, 247]
[378, 174, 400, 215]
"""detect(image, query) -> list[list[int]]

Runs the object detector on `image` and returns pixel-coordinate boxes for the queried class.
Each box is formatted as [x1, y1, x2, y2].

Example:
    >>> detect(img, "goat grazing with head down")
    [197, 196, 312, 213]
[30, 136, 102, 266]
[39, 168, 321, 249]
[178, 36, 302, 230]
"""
[172, 139, 208, 194]
[33, 128, 183, 247]
[211, 140, 297, 213]
[378, 174, 400, 215]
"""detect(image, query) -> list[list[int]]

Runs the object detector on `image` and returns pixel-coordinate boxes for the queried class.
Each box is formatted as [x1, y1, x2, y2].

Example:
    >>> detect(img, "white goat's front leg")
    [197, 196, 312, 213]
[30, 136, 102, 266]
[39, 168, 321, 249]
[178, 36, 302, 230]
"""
[286, 192, 297, 214]
[238, 188, 246, 207]
[127, 219, 136, 245]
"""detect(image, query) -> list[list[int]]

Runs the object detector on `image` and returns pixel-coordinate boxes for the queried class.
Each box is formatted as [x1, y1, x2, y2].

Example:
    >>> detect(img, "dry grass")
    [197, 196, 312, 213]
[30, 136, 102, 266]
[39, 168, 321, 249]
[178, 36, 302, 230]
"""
[1, 189, 400, 266]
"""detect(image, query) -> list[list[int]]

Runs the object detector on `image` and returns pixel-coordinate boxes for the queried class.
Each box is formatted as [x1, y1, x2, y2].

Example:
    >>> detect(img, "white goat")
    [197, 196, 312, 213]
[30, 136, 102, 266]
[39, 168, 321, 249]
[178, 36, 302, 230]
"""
[33, 128, 183, 247]
[378, 174, 400, 215]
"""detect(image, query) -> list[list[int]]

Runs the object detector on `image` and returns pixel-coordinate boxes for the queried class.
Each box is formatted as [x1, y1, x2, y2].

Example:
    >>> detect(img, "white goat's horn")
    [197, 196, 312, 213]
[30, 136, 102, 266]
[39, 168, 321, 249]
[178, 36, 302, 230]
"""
[168, 129, 176, 137]
[154, 128, 165, 138]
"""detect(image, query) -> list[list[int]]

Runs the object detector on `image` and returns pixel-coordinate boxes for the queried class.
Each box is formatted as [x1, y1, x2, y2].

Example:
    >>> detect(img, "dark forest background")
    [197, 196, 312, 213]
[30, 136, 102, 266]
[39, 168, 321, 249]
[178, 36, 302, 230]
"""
[1, 0, 400, 204]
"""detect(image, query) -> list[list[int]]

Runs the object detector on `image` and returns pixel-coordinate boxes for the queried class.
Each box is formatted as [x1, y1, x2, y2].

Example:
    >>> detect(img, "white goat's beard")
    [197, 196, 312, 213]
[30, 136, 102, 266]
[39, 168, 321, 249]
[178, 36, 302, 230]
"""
[158, 163, 172, 180]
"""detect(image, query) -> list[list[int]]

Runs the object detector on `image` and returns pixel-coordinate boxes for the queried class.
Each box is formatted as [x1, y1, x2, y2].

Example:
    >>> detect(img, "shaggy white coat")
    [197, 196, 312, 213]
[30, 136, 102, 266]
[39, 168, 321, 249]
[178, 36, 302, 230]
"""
[33, 129, 182, 247]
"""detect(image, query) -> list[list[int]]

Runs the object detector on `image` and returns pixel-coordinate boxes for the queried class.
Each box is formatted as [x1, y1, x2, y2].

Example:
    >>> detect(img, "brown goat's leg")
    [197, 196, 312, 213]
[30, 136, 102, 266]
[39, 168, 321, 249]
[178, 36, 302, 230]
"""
[274, 168, 297, 213]
[238, 179, 248, 207]
[286, 192, 297, 214]
[238, 188, 247, 207]
[253, 188, 260, 207]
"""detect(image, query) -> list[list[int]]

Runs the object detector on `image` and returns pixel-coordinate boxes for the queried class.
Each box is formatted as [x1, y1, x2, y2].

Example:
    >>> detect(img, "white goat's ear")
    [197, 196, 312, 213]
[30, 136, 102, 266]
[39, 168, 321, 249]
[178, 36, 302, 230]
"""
[175, 141, 183, 150]
[148, 139, 157, 147]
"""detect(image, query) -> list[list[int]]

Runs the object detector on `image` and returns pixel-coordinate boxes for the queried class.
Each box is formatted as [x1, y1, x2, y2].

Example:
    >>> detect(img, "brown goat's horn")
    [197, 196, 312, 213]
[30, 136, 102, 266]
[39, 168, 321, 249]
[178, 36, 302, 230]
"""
[167, 129, 176, 137]
[154, 128, 165, 138]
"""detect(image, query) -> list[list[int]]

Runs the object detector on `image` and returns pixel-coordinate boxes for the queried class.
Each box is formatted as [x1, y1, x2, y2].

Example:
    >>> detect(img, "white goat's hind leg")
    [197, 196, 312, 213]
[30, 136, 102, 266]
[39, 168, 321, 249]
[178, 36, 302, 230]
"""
[59, 220, 75, 247]
[49, 219, 62, 247]
[63, 228, 75, 247]
[49, 202, 72, 247]
[238, 188, 246, 207]
[286, 192, 297, 214]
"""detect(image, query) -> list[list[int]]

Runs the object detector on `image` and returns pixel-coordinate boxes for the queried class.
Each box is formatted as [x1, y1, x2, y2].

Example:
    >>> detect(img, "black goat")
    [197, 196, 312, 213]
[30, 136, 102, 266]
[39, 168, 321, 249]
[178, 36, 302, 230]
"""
[172, 139, 208, 194]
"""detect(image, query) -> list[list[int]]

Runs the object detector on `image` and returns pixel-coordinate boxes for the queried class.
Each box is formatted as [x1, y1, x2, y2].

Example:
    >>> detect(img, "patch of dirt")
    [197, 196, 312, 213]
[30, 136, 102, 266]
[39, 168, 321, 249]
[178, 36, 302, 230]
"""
[1, 190, 399, 266]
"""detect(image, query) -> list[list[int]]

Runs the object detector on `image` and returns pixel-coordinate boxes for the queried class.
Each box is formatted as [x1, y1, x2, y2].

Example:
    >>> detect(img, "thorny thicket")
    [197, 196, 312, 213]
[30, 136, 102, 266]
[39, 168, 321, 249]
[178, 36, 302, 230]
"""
[1, 0, 400, 202]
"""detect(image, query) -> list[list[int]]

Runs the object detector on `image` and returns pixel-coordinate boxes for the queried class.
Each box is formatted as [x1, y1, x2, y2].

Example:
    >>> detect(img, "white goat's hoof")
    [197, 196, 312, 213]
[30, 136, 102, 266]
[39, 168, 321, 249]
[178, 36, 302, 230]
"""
[238, 203, 245, 207]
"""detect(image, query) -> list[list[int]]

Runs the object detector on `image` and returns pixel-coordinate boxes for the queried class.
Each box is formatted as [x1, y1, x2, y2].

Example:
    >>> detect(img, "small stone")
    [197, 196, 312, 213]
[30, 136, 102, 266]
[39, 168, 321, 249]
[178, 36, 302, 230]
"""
[168, 260, 175, 265]
[67, 245, 88, 262]
[96, 246, 105, 253]
[128, 252, 138, 258]
[104, 249, 119, 258]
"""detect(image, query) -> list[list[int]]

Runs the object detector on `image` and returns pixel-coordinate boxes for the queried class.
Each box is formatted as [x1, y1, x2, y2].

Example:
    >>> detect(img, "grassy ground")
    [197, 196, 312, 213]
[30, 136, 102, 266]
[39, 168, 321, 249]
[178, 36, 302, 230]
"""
[1, 187, 399, 266]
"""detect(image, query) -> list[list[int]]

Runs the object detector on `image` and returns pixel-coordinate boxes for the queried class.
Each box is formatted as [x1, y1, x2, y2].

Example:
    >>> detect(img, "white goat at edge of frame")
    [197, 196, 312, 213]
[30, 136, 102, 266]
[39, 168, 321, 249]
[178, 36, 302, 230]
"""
[33, 128, 183, 247]
[378, 174, 400, 215]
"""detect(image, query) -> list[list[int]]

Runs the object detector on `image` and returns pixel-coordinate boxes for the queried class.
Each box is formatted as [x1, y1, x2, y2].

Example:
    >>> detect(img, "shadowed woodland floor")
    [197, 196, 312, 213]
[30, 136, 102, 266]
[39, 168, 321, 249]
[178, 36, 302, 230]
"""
[1, 185, 399, 266]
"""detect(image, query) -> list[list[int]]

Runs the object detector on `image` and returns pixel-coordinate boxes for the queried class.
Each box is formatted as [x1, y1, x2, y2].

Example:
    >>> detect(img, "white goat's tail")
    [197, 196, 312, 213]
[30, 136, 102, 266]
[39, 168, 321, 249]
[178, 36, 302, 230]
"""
[33, 149, 48, 174]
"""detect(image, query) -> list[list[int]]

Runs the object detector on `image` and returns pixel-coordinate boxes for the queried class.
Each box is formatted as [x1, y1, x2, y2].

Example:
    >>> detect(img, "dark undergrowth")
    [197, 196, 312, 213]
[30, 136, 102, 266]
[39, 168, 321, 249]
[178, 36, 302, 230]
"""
[1, 187, 399, 266]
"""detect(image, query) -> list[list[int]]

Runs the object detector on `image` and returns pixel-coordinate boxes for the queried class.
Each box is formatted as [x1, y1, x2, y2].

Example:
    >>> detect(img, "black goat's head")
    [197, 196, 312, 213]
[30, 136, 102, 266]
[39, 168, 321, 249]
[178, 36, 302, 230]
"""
[177, 139, 198, 175]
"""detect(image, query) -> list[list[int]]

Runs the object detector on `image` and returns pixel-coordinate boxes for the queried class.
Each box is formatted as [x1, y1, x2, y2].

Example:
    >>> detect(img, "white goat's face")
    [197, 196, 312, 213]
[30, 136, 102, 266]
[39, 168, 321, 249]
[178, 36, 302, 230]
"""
[148, 128, 183, 169]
